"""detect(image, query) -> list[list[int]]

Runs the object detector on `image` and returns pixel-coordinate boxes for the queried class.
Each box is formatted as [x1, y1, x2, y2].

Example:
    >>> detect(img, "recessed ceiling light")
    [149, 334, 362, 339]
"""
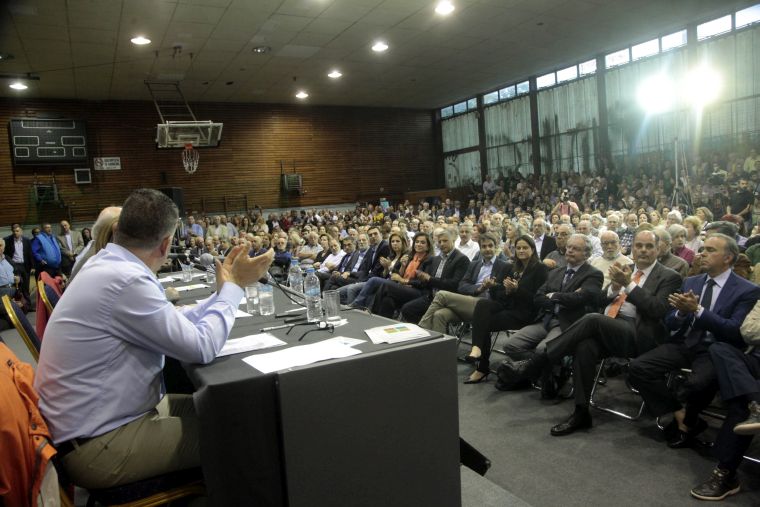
[252, 46, 271, 54]
[0, 53, 14, 61]
[295, 91, 309, 99]
[9, 82, 28, 90]
[435, 1, 455, 15]
[371, 41, 389, 52]
[328, 70, 342, 79]
[130, 36, 151, 45]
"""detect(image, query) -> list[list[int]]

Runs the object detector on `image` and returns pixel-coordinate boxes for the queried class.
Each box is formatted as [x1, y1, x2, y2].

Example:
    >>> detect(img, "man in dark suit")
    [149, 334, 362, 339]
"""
[4, 224, 33, 300]
[503, 230, 681, 435]
[498, 234, 603, 359]
[372, 228, 469, 321]
[532, 218, 557, 260]
[688, 337, 760, 501]
[325, 226, 388, 291]
[417, 232, 506, 333]
[629, 233, 760, 450]
[323, 235, 366, 290]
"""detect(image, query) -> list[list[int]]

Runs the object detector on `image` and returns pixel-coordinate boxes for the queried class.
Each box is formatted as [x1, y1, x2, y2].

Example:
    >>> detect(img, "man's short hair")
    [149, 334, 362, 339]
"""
[478, 232, 499, 247]
[115, 189, 178, 250]
[704, 220, 738, 237]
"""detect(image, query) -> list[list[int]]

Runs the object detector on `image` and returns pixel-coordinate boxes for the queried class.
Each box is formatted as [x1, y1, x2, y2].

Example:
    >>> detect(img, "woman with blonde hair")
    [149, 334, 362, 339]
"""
[682, 215, 703, 253]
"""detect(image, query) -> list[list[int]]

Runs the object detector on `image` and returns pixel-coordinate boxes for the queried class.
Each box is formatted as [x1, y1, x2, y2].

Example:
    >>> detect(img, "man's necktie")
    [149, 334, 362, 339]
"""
[560, 268, 575, 290]
[606, 270, 644, 319]
[685, 278, 717, 347]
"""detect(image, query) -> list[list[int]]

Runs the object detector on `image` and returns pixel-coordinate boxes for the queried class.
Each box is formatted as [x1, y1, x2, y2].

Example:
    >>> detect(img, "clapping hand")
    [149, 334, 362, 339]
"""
[668, 290, 699, 314]
[216, 245, 274, 292]
[608, 262, 631, 289]
[503, 277, 518, 293]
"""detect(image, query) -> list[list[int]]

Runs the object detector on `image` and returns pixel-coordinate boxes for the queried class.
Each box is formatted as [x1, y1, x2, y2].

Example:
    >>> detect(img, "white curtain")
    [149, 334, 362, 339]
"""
[442, 112, 479, 153]
[444, 150, 481, 188]
[537, 77, 599, 173]
[484, 96, 532, 147]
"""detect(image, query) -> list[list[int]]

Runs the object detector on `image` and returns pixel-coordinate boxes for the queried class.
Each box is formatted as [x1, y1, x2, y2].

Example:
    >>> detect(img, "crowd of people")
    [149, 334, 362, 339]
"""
[4, 147, 760, 503]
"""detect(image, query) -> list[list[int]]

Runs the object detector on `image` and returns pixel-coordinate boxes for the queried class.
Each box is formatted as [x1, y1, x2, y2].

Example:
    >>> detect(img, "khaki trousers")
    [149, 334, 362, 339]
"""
[62, 394, 200, 489]
[418, 290, 479, 334]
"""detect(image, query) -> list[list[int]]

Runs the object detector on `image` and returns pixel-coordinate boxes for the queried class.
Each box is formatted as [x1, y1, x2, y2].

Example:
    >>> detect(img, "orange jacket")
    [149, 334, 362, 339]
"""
[0, 343, 57, 507]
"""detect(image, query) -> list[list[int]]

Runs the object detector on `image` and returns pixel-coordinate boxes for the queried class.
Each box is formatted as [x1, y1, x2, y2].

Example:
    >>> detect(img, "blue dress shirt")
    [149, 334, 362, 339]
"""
[34, 243, 244, 443]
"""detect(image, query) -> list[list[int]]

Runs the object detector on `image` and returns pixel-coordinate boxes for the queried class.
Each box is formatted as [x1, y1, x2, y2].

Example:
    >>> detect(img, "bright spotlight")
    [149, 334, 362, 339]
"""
[684, 66, 722, 108]
[636, 74, 675, 114]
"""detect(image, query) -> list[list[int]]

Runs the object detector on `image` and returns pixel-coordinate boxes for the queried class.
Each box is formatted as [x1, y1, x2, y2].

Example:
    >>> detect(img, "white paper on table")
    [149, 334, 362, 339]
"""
[235, 309, 252, 318]
[328, 336, 365, 347]
[158, 276, 175, 283]
[174, 283, 209, 292]
[242, 339, 362, 374]
[364, 323, 429, 344]
[217, 333, 286, 357]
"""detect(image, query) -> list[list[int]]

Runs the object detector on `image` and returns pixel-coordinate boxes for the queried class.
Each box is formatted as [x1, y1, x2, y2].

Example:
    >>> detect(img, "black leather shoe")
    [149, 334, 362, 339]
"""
[690, 468, 740, 501]
[667, 417, 708, 449]
[550, 410, 592, 436]
[498, 352, 547, 386]
[734, 401, 760, 435]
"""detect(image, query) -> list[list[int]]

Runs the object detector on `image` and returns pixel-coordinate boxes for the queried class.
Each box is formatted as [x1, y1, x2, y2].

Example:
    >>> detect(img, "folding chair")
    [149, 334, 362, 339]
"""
[38, 278, 60, 315]
[589, 357, 646, 420]
[2, 294, 41, 361]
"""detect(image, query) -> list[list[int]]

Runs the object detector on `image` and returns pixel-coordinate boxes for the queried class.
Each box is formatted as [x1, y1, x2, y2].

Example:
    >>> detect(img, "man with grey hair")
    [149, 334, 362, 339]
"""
[630, 233, 760, 483]
[375, 227, 469, 323]
[498, 234, 603, 396]
[297, 231, 322, 267]
[532, 218, 557, 260]
[455, 222, 480, 261]
[591, 231, 632, 287]
[654, 227, 689, 278]
[544, 224, 571, 269]
[35, 188, 274, 490]
[576, 220, 603, 258]
[69, 206, 122, 280]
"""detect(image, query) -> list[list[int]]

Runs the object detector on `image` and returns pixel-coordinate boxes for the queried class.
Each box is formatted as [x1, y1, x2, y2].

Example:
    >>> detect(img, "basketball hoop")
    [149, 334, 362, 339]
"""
[181, 143, 199, 174]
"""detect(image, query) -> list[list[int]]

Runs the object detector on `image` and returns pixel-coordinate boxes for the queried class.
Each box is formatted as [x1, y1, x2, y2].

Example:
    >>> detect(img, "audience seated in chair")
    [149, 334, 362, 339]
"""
[463, 234, 549, 384]
[418, 232, 505, 336]
[629, 234, 760, 451]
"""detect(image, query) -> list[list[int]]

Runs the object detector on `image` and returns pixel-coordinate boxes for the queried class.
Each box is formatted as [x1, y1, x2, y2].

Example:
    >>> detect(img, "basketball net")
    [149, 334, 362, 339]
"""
[182, 143, 199, 174]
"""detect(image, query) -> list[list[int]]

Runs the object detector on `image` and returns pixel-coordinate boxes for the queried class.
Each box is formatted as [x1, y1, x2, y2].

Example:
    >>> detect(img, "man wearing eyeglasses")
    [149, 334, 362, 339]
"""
[591, 231, 632, 287]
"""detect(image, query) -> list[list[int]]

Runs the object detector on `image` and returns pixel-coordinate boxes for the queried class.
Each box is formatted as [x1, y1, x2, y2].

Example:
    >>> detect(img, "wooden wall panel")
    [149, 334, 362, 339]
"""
[0, 98, 437, 225]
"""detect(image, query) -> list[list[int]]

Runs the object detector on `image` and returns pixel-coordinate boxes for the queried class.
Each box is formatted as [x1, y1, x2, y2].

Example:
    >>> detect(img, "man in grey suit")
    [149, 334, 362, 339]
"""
[503, 230, 681, 435]
[57, 220, 84, 277]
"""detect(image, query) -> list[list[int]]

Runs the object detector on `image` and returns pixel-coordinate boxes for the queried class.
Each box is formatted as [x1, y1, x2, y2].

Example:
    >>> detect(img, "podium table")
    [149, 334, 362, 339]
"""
[175, 280, 461, 506]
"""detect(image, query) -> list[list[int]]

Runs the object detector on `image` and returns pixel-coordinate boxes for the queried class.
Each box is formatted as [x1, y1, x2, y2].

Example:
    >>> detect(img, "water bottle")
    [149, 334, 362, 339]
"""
[288, 259, 304, 294]
[304, 267, 322, 322]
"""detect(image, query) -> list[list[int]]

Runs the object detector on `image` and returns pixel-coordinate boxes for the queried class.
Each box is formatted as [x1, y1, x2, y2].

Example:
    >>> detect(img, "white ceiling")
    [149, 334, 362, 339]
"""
[0, 0, 756, 109]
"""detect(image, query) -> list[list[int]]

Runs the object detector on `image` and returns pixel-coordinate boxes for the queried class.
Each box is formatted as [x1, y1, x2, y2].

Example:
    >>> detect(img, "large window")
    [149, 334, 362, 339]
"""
[661, 30, 687, 51]
[631, 38, 659, 61]
[736, 4, 760, 29]
[605, 48, 630, 68]
[697, 15, 732, 40]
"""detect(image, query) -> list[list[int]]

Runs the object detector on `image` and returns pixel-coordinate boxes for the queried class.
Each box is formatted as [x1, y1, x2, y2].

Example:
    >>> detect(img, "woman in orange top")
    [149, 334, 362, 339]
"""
[370, 232, 433, 317]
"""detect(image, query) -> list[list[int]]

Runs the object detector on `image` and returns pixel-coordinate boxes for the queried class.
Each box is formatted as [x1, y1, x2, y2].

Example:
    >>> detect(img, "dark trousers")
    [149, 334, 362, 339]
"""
[628, 342, 718, 426]
[545, 314, 638, 406]
[710, 342, 760, 473]
[11, 262, 30, 297]
[372, 282, 422, 318]
[399, 295, 434, 324]
[39, 264, 61, 278]
[324, 275, 359, 292]
[471, 299, 528, 374]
